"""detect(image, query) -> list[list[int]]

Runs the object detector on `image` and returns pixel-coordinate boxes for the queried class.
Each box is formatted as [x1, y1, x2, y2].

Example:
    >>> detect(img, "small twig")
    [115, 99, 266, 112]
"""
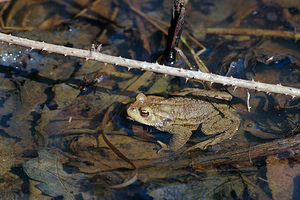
[247, 89, 251, 112]
[206, 27, 300, 40]
[248, 149, 252, 163]
[0, 33, 300, 97]
[101, 131, 138, 188]
[192, 134, 300, 170]
[174, 47, 192, 69]
[75, 0, 103, 18]
[257, 176, 269, 183]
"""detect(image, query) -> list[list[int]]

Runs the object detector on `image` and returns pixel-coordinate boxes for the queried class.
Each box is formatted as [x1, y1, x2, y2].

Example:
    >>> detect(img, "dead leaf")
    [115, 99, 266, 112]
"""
[266, 155, 300, 200]
[22, 149, 84, 199]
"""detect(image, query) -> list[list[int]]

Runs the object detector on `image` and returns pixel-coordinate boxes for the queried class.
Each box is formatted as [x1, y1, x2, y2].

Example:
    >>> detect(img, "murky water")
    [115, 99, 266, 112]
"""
[0, 0, 299, 199]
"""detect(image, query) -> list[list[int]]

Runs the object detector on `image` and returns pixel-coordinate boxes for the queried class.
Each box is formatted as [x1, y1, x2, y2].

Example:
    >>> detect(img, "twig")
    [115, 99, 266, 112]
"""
[206, 27, 300, 40]
[247, 89, 251, 112]
[192, 134, 300, 170]
[75, 0, 103, 18]
[0, 33, 300, 97]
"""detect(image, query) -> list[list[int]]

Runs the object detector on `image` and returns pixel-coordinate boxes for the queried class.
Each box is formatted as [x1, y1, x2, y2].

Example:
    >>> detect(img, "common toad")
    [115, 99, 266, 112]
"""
[127, 92, 240, 151]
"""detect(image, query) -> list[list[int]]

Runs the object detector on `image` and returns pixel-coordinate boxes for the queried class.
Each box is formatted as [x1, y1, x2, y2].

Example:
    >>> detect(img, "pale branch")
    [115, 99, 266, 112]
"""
[0, 33, 300, 97]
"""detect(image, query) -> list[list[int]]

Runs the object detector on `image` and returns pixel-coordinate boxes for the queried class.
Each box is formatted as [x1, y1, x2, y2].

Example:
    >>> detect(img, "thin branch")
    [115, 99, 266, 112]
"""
[0, 33, 300, 97]
[206, 27, 300, 40]
[247, 89, 251, 112]
[192, 134, 300, 170]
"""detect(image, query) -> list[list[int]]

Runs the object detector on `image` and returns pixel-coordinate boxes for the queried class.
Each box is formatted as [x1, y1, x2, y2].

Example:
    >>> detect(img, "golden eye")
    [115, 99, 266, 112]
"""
[140, 109, 149, 117]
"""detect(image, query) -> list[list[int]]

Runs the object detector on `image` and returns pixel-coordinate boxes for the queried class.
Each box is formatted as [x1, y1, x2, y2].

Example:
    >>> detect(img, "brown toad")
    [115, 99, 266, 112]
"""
[127, 92, 240, 151]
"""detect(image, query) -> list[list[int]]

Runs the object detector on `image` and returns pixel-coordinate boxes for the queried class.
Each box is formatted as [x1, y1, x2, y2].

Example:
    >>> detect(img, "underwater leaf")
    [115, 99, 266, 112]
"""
[0, 137, 16, 177]
[23, 149, 84, 199]
[266, 155, 300, 200]
[147, 175, 246, 200]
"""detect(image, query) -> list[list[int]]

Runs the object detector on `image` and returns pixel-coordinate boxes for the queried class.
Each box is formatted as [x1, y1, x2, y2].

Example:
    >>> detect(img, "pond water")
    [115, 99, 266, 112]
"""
[0, 0, 299, 199]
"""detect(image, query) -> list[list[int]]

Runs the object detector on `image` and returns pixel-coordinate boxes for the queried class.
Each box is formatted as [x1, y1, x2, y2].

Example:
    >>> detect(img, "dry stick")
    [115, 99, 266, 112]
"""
[1, 33, 300, 97]
[192, 134, 300, 170]
[206, 27, 300, 40]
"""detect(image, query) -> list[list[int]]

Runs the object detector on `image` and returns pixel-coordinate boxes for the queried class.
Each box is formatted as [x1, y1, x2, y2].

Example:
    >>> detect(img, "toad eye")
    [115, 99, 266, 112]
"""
[140, 109, 149, 117]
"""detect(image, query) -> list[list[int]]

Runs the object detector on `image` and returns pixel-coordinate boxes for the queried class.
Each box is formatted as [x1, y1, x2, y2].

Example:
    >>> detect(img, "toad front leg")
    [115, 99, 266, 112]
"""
[158, 126, 193, 151]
